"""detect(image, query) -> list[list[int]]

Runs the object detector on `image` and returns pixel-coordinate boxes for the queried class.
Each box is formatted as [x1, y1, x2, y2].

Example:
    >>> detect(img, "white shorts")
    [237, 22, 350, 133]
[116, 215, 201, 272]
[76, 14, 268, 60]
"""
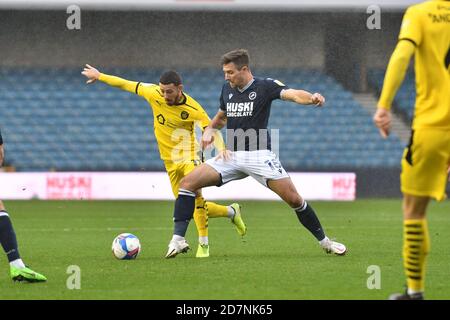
[205, 150, 289, 187]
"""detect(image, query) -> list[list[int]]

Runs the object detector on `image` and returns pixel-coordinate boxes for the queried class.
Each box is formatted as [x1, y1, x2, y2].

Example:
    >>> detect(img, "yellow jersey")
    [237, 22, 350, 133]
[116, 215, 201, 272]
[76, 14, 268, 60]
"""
[399, 0, 450, 129]
[99, 73, 224, 162]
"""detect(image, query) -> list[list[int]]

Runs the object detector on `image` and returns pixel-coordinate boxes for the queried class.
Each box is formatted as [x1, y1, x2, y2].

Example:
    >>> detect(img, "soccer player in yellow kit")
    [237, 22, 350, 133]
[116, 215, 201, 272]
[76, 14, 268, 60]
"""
[82, 65, 247, 258]
[373, 0, 450, 300]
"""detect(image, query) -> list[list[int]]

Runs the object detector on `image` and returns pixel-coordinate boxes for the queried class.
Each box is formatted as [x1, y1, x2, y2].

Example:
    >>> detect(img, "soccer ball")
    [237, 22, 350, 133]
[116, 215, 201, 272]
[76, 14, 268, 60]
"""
[112, 233, 141, 260]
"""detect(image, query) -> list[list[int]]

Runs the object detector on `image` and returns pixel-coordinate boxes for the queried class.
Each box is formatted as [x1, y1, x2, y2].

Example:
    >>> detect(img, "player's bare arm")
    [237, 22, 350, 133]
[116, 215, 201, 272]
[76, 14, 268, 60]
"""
[281, 89, 325, 106]
[202, 110, 231, 160]
[202, 110, 227, 149]
[0, 145, 4, 167]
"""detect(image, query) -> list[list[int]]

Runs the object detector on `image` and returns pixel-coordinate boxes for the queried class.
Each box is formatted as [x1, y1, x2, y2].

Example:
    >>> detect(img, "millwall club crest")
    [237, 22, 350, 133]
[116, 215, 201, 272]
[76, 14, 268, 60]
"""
[228, 93, 233, 100]
[249, 92, 257, 100]
[181, 111, 189, 120]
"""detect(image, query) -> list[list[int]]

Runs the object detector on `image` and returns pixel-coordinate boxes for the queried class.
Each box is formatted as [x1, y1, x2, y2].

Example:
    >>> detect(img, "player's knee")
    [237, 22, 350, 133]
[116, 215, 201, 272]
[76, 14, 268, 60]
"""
[179, 177, 196, 192]
[194, 190, 202, 198]
[402, 194, 428, 219]
[286, 193, 302, 208]
[403, 205, 427, 219]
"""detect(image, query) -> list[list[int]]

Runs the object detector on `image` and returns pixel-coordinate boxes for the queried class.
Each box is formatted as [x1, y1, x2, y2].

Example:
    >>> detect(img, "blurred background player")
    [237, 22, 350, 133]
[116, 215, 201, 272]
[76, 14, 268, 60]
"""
[0, 129, 47, 282]
[82, 65, 247, 258]
[373, 0, 450, 300]
[165, 49, 347, 258]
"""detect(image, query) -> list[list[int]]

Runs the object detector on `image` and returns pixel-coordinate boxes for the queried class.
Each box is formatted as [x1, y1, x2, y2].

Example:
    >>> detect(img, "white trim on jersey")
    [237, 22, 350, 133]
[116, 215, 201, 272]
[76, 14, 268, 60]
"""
[237, 78, 255, 93]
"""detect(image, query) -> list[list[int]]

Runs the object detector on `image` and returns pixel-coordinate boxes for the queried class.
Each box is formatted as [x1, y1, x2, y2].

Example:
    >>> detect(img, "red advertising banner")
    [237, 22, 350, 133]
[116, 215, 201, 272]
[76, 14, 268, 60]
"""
[46, 174, 93, 200]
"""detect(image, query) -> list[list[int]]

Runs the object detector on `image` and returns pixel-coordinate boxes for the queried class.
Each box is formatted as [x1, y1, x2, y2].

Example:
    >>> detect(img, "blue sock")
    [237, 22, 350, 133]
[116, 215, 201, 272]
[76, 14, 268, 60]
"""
[0, 211, 21, 262]
[173, 189, 196, 237]
[294, 202, 326, 241]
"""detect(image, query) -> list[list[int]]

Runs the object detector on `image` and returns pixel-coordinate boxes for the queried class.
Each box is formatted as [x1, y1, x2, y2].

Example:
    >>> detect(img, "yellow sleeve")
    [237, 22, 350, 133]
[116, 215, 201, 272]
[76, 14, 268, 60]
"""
[135, 82, 160, 100]
[378, 39, 416, 110]
[98, 73, 139, 94]
[196, 107, 226, 151]
[196, 107, 211, 130]
[98, 74, 159, 100]
[398, 7, 422, 46]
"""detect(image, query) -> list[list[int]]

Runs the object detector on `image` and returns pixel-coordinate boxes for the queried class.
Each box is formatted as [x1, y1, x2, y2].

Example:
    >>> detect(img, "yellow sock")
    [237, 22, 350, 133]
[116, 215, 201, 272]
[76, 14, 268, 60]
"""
[194, 197, 208, 238]
[206, 201, 229, 218]
[403, 219, 430, 293]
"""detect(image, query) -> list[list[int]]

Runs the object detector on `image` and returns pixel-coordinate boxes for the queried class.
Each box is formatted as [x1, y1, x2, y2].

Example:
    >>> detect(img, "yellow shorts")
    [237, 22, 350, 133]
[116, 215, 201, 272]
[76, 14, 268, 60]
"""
[164, 160, 201, 198]
[401, 129, 450, 201]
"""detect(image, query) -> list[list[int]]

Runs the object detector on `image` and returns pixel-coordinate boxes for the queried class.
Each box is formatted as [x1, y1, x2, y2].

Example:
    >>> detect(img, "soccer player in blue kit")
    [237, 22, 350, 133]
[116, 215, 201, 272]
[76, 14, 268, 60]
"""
[165, 49, 347, 258]
[0, 129, 47, 282]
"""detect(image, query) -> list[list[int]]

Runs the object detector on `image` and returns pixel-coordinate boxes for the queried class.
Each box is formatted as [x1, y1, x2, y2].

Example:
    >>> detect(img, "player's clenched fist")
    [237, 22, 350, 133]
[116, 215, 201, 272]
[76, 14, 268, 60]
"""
[311, 93, 325, 106]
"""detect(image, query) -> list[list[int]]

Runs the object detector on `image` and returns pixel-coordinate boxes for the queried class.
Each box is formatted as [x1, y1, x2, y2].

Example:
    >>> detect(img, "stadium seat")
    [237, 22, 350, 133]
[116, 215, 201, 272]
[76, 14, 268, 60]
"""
[368, 68, 415, 123]
[0, 67, 403, 171]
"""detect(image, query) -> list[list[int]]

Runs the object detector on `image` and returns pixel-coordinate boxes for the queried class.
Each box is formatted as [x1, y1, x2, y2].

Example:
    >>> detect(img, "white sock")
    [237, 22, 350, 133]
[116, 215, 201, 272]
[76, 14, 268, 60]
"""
[199, 237, 208, 246]
[319, 236, 330, 247]
[172, 235, 185, 242]
[227, 206, 235, 219]
[10, 259, 26, 269]
[407, 288, 423, 295]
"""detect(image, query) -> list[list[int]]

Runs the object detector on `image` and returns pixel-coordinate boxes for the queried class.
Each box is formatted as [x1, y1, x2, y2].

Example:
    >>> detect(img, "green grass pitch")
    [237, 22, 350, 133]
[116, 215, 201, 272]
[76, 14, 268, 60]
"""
[1, 199, 449, 300]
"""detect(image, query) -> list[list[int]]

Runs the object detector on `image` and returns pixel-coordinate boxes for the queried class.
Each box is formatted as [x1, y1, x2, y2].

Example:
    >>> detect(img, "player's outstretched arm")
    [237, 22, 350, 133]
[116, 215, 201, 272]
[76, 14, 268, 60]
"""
[81, 64, 138, 93]
[281, 89, 325, 106]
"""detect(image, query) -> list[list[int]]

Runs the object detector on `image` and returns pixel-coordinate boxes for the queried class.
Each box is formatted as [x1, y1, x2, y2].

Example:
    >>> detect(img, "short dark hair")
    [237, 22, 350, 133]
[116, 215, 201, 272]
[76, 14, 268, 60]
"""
[220, 49, 250, 69]
[159, 70, 182, 86]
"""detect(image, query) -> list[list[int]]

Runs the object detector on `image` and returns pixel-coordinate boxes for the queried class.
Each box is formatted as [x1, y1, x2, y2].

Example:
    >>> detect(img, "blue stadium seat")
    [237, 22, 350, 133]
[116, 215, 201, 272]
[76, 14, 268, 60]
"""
[0, 67, 403, 171]
[368, 68, 415, 123]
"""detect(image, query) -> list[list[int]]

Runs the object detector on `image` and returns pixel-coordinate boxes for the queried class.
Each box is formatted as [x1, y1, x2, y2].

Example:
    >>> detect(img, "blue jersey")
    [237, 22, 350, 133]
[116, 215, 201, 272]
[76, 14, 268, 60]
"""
[0, 128, 3, 145]
[219, 77, 287, 151]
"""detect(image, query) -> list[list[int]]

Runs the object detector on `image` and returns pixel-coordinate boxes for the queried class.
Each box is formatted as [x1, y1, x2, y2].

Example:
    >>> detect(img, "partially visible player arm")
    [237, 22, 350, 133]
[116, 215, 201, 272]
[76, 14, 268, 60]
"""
[204, 110, 231, 160]
[81, 64, 138, 93]
[378, 40, 415, 110]
[281, 89, 325, 106]
[209, 110, 227, 130]
[201, 110, 227, 150]
[0, 130, 3, 166]
[373, 40, 415, 138]
[0, 129, 3, 166]
[209, 126, 226, 153]
[197, 109, 226, 152]
[0, 144, 4, 167]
